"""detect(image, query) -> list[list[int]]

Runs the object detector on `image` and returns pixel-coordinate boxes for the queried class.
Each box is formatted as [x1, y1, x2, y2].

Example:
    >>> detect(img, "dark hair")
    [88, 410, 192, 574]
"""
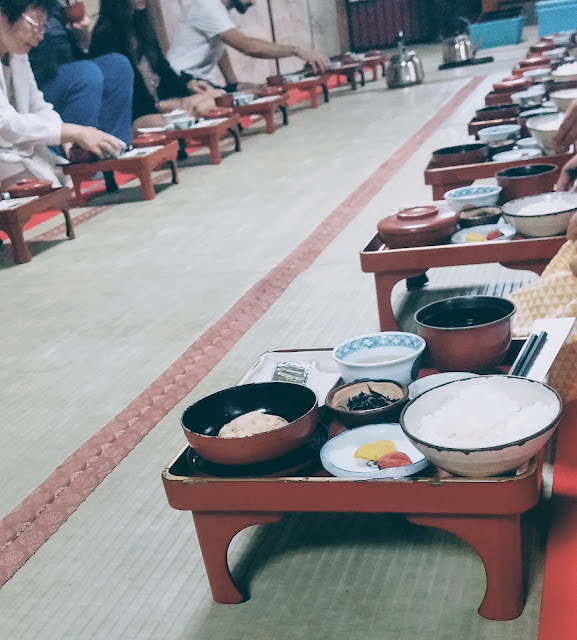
[95, 0, 161, 71]
[0, 0, 53, 24]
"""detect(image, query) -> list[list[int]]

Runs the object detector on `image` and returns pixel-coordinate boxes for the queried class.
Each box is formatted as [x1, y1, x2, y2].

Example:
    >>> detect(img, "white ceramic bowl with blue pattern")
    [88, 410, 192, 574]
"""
[332, 332, 426, 385]
[444, 185, 502, 212]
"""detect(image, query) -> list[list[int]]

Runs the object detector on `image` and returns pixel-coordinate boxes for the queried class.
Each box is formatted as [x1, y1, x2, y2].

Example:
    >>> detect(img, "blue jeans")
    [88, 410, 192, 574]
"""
[39, 54, 134, 144]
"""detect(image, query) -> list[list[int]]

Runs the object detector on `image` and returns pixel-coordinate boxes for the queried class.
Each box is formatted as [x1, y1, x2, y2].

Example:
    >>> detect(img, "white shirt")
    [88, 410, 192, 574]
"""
[0, 54, 64, 187]
[167, 0, 235, 83]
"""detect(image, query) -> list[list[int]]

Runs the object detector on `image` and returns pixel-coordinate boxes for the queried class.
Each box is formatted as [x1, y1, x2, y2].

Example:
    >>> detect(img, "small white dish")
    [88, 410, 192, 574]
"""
[408, 373, 479, 399]
[451, 221, 516, 244]
[492, 148, 543, 162]
[136, 126, 167, 134]
[320, 423, 428, 479]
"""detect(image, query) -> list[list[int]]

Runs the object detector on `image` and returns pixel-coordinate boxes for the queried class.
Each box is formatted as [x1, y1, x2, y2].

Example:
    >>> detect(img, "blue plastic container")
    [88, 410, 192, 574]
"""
[469, 16, 526, 49]
[536, 0, 577, 37]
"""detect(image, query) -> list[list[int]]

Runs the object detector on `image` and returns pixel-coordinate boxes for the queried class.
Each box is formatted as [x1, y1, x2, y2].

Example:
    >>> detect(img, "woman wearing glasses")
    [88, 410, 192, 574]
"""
[0, 0, 124, 189]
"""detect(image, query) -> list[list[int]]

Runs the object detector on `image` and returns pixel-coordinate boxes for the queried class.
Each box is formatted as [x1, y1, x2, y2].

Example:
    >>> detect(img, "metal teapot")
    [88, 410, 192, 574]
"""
[442, 33, 479, 64]
[441, 18, 480, 64]
[386, 31, 425, 88]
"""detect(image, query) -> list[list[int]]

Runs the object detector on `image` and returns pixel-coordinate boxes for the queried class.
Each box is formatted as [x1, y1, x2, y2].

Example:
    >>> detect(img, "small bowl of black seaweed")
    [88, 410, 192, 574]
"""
[325, 379, 409, 428]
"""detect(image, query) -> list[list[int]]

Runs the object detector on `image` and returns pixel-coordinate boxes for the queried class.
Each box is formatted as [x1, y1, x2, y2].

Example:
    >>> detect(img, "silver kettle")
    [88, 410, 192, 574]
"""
[442, 33, 479, 64]
[386, 31, 425, 89]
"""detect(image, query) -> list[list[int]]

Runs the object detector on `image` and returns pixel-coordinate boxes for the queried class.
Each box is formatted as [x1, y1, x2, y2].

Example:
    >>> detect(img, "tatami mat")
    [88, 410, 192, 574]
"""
[0, 30, 550, 640]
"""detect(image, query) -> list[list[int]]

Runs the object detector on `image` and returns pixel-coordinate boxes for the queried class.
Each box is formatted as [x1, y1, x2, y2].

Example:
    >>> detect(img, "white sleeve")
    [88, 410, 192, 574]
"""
[191, 0, 236, 39]
[0, 57, 62, 147]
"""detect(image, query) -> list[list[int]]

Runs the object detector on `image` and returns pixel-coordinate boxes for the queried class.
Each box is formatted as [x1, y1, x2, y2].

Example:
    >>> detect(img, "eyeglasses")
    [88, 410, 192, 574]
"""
[23, 13, 47, 35]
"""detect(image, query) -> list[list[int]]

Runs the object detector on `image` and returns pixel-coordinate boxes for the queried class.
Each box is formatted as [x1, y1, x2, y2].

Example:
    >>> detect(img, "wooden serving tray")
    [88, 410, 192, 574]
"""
[424, 151, 572, 199]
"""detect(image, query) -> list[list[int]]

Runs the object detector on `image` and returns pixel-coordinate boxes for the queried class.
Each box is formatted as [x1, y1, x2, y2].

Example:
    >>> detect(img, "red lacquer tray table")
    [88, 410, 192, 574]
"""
[363, 54, 388, 81]
[162, 114, 241, 165]
[282, 74, 330, 109]
[360, 231, 565, 331]
[328, 62, 366, 90]
[234, 95, 289, 134]
[162, 406, 542, 621]
[485, 91, 513, 106]
[63, 142, 179, 207]
[468, 116, 519, 137]
[424, 151, 572, 200]
[0, 187, 74, 264]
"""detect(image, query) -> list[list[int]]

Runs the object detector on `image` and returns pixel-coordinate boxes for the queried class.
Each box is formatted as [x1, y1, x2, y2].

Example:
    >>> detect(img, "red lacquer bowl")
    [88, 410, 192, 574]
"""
[377, 205, 460, 249]
[7, 178, 53, 198]
[131, 133, 167, 148]
[181, 382, 318, 466]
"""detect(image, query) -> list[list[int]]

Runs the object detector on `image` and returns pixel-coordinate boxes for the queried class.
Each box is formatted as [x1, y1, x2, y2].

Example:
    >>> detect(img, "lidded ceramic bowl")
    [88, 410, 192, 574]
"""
[377, 205, 460, 249]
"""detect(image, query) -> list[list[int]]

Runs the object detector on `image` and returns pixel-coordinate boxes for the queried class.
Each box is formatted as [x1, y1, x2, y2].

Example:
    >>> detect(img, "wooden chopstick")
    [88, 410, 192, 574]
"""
[510, 333, 537, 376]
[517, 331, 548, 378]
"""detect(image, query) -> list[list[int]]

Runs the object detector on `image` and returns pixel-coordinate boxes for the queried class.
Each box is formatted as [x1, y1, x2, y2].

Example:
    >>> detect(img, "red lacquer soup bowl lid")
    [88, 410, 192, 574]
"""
[204, 107, 233, 119]
[377, 206, 460, 248]
[7, 178, 52, 198]
[258, 86, 285, 97]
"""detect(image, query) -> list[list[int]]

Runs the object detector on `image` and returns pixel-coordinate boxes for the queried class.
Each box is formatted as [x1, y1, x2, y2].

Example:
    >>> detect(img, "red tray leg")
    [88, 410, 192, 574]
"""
[193, 512, 284, 604]
[408, 513, 524, 621]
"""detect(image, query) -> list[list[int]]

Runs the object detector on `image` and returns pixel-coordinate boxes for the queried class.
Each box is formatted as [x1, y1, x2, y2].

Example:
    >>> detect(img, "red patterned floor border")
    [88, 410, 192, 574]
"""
[0, 76, 483, 585]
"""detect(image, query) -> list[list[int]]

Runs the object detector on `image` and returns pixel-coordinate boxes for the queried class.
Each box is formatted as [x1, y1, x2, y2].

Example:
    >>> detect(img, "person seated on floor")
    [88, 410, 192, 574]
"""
[0, 0, 124, 190]
[555, 103, 577, 193]
[27, 0, 133, 147]
[89, 0, 218, 134]
[167, 0, 329, 93]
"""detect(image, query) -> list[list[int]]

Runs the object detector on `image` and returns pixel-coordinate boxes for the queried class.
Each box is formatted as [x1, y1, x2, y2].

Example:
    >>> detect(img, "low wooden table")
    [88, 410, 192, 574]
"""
[360, 231, 565, 331]
[0, 188, 74, 264]
[328, 63, 366, 90]
[468, 116, 519, 137]
[162, 405, 542, 621]
[163, 114, 241, 164]
[63, 142, 179, 207]
[424, 151, 572, 199]
[234, 95, 289, 134]
[283, 75, 330, 109]
[486, 91, 513, 106]
[363, 55, 388, 81]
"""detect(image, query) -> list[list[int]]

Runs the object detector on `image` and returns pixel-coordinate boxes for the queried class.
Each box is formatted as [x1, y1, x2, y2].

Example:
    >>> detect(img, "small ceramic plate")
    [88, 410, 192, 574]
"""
[492, 148, 543, 162]
[408, 372, 479, 399]
[451, 221, 516, 244]
[136, 127, 167, 134]
[320, 423, 428, 479]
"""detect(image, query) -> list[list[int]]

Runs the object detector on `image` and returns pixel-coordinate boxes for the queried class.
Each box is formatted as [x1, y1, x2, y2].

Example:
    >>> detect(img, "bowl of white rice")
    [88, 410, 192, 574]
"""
[400, 376, 562, 477]
[526, 113, 567, 155]
[501, 191, 577, 237]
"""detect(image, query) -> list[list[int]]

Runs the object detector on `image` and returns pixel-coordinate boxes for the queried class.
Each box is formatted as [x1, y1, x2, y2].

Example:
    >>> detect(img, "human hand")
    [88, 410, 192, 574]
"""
[178, 95, 216, 117]
[555, 154, 577, 192]
[297, 48, 329, 73]
[62, 124, 124, 159]
[554, 100, 577, 151]
[187, 79, 212, 94]
[67, 16, 91, 52]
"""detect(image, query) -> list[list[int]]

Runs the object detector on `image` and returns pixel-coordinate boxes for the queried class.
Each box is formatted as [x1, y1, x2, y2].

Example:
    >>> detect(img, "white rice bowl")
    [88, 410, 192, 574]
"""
[502, 192, 577, 237]
[400, 376, 562, 477]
